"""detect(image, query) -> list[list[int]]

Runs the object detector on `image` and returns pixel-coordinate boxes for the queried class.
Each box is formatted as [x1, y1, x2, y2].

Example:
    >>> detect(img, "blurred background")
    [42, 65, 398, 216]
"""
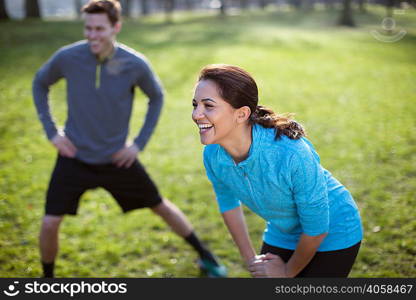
[0, 0, 415, 277]
[2, 0, 416, 24]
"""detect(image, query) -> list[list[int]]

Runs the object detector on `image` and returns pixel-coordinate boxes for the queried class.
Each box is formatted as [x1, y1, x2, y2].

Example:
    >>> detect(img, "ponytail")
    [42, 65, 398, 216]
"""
[250, 106, 306, 140]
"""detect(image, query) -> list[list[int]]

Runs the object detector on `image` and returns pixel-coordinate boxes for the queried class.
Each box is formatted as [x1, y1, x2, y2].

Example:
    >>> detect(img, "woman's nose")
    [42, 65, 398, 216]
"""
[192, 106, 204, 121]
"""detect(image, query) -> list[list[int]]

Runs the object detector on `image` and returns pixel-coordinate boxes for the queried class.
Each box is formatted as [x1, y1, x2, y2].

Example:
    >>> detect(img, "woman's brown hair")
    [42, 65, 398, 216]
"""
[198, 64, 306, 140]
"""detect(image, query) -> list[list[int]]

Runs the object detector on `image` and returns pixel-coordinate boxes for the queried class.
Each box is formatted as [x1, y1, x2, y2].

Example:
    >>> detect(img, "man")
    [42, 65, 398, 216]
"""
[33, 0, 226, 278]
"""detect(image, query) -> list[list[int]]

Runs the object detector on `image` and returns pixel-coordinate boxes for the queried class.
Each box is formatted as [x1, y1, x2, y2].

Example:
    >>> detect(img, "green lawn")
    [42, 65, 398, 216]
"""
[0, 6, 415, 277]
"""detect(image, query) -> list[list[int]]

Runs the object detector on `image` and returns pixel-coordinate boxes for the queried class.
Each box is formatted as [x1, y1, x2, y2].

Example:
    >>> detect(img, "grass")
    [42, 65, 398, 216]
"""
[0, 6, 415, 278]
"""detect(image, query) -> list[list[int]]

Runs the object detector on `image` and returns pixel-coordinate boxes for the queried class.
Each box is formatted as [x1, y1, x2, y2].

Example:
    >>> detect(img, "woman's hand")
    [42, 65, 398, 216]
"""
[245, 254, 266, 268]
[247, 253, 289, 278]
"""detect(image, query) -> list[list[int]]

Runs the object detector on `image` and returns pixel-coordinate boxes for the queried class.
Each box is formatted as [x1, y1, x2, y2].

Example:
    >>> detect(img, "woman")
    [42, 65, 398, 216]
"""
[191, 64, 363, 277]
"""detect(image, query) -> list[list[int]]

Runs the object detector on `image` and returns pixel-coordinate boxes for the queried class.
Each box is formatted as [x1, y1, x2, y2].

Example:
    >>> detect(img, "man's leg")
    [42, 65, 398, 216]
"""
[41, 155, 90, 277]
[39, 215, 64, 277]
[103, 160, 227, 277]
[150, 198, 193, 237]
[151, 199, 227, 277]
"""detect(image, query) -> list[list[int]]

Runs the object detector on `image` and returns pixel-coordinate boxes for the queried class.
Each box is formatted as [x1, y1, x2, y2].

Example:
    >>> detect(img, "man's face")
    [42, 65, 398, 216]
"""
[84, 13, 120, 57]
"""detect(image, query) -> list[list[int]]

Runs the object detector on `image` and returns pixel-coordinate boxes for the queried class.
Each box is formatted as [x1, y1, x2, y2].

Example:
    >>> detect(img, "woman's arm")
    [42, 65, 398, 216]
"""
[285, 232, 327, 277]
[248, 232, 327, 278]
[222, 206, 257, 264]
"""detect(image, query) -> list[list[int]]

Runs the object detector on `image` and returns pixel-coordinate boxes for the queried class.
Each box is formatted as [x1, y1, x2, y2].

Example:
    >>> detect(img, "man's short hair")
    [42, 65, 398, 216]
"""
[82, 0, 121, 26]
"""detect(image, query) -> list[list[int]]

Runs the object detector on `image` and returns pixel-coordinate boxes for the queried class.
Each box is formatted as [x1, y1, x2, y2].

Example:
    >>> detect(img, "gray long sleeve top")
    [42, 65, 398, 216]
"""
[33, 41, 164, 164]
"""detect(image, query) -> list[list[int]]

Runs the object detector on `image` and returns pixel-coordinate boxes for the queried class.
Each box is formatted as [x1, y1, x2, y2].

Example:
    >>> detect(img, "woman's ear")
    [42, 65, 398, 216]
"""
[236, 106, 251, 124]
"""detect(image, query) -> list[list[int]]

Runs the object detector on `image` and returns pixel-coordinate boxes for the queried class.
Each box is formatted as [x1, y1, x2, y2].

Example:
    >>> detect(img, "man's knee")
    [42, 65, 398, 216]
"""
[41, 215, 64, 233]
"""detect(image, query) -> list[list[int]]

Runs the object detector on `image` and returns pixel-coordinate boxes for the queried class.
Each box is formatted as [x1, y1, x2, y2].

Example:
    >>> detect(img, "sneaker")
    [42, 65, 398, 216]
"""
[197, 258, 228, 278]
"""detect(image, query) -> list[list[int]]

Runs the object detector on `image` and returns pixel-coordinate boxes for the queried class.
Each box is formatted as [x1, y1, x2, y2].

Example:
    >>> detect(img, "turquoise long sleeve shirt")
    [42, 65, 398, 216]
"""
[203, 124, 363, 251]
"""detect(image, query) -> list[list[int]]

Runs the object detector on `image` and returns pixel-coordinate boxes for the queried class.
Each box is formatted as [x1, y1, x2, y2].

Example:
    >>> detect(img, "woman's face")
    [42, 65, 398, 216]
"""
[192, 80, 239, 145]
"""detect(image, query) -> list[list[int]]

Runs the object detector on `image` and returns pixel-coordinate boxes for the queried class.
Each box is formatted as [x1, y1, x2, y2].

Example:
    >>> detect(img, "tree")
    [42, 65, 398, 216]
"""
[25, 0, 41, 18]
[259, 0, 269, 10]
[74, 0, 83, 18]
[219, 0, 227, 16]
[141, 0, 150, 15]
[324, 0, 335, 10]
[0, 0, 9, 20]
[304, 0, 315, 11]
[119, 0, 132, 17]
[386, 0, 396, 18]
[239, 0, 249, 10]
[184, 0, 194, 10]
[338, 0, 355, 26]
[164, 0, 175, 23]
[357, 0, 367, 13]
[291, 0, 303, 10]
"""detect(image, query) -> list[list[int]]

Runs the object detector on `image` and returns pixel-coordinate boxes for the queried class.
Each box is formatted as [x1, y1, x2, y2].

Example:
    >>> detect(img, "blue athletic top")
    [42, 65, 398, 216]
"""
[203, 124, 363, 251]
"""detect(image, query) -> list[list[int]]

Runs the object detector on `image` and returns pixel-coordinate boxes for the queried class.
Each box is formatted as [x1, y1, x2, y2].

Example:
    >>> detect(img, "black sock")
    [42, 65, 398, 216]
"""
[42, 261, 54, 278]
[184, 232, 219, 266]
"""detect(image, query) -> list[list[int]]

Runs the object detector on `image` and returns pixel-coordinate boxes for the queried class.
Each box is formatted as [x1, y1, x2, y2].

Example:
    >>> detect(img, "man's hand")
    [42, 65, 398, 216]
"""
[51, 132, 77, 158]
[112, 143, 139, 168]
[247, 253, 288, 278]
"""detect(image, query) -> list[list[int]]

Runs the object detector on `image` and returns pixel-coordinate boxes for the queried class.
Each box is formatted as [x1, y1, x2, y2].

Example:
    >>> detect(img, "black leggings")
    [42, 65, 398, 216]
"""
[260, 241, 361, 277]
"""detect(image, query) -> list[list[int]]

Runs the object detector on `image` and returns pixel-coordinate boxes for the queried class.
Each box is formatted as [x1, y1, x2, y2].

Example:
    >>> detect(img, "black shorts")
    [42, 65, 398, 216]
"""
[45, 155, 163, 215]
[261, 241, 361, 277]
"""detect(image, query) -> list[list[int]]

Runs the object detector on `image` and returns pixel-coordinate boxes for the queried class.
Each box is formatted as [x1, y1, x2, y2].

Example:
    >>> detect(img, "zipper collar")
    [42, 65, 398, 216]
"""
[97, 42, 118, 63]
[86, 40, 119, 64]
[94, 42, 118, 90]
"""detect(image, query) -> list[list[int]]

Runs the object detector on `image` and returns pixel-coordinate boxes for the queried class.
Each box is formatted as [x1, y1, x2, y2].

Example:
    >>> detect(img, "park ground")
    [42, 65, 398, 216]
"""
[0, 6, 415, 277]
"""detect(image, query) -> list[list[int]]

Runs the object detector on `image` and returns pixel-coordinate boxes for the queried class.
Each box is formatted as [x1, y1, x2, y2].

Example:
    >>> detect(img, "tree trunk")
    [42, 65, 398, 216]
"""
[74, 0, 82, 18]
[386, 0, 395, 18]
[324, 0, 334, 10]
[164, 0, 174, 23]
[120, 0, 132, 17]
[338, 0, 355, 26]
[259, 0, 268, 10]
[304, 0, 315, 11]
[0, 0, 9, 20]
[141, 0, 150, 15]
[358, 0, 367, 13]
[184, 0, 194, 10]
[25, 0, 41, 18]
[219, 0, 227, 16]
[291, 0, 303, 10]
[239, 0, 248, 10]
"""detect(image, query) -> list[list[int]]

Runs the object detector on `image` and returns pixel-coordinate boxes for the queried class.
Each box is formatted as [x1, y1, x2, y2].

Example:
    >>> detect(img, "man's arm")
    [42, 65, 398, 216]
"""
[112, 58, 163, 168]
[33, 50, 77, 157]
[32, 51, 63, 140]
[133, 58, 164, 151]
